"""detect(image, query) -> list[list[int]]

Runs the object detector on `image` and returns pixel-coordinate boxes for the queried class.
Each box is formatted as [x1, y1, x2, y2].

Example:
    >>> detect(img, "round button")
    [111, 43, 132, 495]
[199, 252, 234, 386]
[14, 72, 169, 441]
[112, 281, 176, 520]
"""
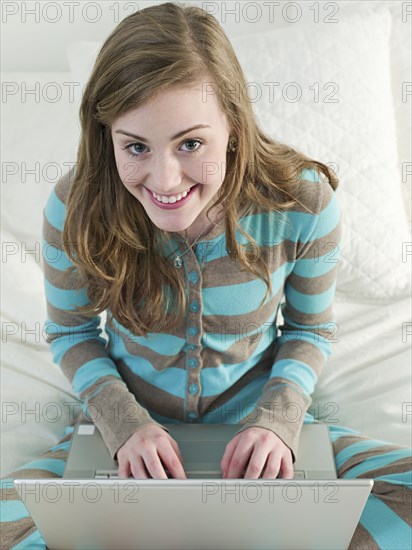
[190, 301, 200, 312]
[187, 344, 197, 351]
[189, 358, 197, 369]
[189, 383, 199, 396]
[188, 327, 198, 337]
[188, 271, 199, 284]
[188, 412, 197, 422]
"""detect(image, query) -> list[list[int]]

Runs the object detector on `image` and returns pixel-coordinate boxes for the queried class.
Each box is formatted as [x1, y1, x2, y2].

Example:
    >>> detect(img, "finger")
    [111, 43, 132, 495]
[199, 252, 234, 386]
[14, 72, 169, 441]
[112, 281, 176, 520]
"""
[169, 438, 185, 465]
[261, 452, 282, 479]
[117, 458, 131, 479]
[278, 453, 295, 479]
[226, 441, 254, 479]
[159, 447, 187, 479]
[129, 455, 151, 479]
[244, 447, 270, 479]
[142, 452, 171, 480]
[157, 440, 187, 479]
[220, 436, 240, 476]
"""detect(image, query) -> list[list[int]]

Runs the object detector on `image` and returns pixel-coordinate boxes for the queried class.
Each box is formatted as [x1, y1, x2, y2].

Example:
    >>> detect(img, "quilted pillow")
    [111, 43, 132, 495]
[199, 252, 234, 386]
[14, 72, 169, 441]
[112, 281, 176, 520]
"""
[230, 7, 411, 302]
[67, 6, 411, 301]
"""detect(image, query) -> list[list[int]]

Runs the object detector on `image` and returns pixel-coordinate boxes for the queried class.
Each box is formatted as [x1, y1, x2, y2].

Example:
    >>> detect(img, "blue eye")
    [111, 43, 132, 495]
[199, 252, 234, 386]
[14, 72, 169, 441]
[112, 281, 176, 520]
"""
[122, 139, 203, 158]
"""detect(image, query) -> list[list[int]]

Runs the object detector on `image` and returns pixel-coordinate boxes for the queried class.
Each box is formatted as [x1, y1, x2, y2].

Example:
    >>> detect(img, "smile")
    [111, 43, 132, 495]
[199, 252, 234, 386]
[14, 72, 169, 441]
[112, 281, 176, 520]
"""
[151, 187, 193, 203]
[146, 184, 199, 210]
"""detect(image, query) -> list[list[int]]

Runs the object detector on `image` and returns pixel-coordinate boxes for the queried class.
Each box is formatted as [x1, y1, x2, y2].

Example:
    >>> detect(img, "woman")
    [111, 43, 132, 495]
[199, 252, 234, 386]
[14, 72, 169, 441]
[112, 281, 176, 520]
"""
[1, 2, 410, 548]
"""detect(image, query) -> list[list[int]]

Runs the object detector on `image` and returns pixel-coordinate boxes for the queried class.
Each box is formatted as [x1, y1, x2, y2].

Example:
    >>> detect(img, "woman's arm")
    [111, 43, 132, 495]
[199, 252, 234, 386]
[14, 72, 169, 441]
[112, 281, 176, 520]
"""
[42, 168, 170, 461]
[234, 173, 342, 463]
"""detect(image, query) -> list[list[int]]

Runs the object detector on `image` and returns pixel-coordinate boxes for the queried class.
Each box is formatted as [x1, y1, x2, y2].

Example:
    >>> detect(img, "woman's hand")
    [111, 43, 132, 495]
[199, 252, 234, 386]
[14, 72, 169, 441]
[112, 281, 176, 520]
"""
[116, 424, 187, 480]
[220, 427, 294, 479]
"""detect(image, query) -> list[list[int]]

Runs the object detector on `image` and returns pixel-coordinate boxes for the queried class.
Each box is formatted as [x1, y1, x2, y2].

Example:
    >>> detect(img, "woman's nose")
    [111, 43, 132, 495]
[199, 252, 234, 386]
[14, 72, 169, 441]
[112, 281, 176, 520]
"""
[147, 155, 184, 194]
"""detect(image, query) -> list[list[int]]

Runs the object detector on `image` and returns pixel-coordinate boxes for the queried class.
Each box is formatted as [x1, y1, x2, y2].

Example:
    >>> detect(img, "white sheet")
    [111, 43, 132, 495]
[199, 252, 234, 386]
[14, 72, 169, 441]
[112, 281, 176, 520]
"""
[314, 293, 412, 444]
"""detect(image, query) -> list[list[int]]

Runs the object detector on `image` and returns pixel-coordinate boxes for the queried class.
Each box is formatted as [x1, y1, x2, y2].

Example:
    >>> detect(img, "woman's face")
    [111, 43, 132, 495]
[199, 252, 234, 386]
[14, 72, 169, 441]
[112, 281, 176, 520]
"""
[111, 80, 232, 238]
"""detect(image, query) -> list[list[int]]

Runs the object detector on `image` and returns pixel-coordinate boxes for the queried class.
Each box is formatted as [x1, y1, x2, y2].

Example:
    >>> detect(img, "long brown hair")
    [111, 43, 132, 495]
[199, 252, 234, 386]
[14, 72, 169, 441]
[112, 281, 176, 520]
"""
[62, 1, 339, 337]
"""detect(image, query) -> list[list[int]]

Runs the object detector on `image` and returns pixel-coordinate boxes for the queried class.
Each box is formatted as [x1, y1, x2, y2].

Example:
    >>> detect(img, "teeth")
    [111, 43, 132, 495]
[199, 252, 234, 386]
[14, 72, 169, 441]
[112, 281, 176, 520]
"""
[152, 187, 191, 203]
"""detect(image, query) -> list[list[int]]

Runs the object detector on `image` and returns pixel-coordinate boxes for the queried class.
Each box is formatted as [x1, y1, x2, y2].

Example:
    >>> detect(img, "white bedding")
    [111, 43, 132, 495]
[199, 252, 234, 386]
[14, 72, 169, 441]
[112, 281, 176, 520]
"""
[1, 1, 411, 477]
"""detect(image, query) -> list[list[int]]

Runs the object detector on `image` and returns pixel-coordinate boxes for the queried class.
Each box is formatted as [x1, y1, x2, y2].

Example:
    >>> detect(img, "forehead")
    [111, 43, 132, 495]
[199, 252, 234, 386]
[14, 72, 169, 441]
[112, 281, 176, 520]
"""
[113, 80, 226, 129]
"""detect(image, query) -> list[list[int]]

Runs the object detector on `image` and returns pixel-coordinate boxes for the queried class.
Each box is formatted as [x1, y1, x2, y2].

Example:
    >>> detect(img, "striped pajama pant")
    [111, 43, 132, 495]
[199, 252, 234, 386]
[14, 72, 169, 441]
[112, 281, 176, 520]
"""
[1, 414, 411, 550]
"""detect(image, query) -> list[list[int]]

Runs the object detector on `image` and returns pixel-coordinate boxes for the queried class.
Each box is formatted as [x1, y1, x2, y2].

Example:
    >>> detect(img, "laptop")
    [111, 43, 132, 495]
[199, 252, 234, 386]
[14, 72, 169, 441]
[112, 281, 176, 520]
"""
[14, 421, 373, 550]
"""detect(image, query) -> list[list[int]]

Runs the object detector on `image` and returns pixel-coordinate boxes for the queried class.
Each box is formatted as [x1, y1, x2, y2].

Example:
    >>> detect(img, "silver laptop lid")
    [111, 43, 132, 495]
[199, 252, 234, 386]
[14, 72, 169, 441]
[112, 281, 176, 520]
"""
[13, 477, 373, 550]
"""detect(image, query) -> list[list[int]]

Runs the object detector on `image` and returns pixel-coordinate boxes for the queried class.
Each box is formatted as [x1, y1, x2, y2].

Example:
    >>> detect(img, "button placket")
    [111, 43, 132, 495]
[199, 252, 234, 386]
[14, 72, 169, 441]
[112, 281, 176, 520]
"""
[185, 252, 202, 422]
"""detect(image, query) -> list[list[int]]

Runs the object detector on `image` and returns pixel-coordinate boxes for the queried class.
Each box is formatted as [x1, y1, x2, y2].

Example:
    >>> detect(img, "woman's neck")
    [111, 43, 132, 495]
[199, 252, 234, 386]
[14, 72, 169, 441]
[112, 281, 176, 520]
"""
[179, 204, 226, 246]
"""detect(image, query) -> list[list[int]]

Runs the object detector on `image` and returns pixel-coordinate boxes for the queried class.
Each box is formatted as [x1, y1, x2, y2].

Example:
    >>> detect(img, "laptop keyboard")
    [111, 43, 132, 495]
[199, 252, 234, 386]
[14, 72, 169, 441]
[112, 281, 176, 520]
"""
[95, 469, 306, 479]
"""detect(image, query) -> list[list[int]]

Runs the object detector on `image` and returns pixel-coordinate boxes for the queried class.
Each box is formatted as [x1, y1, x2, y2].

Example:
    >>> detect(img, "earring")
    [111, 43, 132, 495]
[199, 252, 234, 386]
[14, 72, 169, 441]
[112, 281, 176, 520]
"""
[227, 137, 238, 152]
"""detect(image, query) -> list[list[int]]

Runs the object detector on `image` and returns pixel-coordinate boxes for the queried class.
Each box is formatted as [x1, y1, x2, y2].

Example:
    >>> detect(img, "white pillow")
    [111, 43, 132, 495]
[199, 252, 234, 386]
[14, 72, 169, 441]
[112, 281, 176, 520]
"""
[66, 7, 411, 302]
[339, 0, 412, 230]
[230, 7, 411, 302]
[1, 71, 80, 250]
[66, 41, 102, 105]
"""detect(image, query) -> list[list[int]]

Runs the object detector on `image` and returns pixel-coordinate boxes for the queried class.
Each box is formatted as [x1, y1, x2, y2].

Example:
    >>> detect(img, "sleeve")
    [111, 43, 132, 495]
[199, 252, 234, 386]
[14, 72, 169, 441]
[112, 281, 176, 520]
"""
[234, 173, 342, 463]
[42, 169, 170, 461]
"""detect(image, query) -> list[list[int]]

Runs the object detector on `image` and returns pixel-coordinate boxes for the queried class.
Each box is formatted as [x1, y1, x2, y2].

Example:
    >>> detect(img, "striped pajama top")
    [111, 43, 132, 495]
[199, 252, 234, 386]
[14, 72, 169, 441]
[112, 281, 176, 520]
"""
[41, 166, 342, 463]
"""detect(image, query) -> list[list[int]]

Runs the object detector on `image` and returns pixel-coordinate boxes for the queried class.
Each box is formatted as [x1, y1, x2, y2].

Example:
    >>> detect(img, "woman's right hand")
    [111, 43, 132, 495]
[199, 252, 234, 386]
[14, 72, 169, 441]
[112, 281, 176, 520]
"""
[116, 424, 187, 480]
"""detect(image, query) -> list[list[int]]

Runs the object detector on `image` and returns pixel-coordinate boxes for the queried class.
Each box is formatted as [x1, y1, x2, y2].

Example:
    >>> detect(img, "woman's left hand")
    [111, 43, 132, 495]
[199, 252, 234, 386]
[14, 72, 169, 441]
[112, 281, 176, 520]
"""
[220, 427, 294, 479]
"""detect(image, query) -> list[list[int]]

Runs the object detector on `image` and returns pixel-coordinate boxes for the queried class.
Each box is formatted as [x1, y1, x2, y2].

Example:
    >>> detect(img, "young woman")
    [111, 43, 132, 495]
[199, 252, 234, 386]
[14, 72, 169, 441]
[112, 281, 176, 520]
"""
[1, 2, 411, 549]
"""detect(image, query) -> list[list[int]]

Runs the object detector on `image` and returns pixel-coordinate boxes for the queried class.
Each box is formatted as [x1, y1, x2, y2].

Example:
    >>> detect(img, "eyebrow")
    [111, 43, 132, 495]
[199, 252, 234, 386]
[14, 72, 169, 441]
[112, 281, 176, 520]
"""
[114, 124, 211, 143]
